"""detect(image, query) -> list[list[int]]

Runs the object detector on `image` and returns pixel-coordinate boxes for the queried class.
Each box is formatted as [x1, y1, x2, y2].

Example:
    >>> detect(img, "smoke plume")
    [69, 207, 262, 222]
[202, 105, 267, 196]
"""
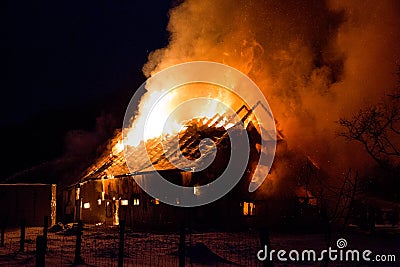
[141, 0, 400, 182]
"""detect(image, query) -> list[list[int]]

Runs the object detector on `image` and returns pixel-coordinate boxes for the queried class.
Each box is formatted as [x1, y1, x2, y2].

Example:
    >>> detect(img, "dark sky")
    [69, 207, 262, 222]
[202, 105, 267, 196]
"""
[1, 0, 172, 178]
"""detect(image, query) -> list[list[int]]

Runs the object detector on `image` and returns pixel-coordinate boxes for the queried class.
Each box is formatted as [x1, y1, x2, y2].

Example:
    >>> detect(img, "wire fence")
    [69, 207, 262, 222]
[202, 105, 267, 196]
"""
[0, 221, 264, 266]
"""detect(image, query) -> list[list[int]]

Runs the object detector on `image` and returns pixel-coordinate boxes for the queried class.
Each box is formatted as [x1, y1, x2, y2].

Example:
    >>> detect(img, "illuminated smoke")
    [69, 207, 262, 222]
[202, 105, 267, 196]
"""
[138, 0, 400, 185]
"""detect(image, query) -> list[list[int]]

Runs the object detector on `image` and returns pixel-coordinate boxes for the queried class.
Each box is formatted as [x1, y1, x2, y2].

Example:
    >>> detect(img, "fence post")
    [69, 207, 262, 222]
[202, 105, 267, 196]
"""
[178, 224, 185, 267]
[260, 203, 273, 267]
[259, 227, 273, 267]
[19, 219, 26, 252]
[118, 220, 126, 267]
[0, 221, 5, 247]
[43, 216, 48, 250]
[74, 220, 83, 264]
[36, 235, 45, 267]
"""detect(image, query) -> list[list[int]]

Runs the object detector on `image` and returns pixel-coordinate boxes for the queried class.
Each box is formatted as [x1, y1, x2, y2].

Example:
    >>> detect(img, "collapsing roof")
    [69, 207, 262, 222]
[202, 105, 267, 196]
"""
[84, 121, 248, 176]
[77, 108, 281, 185]
[82, 117, 229, 179]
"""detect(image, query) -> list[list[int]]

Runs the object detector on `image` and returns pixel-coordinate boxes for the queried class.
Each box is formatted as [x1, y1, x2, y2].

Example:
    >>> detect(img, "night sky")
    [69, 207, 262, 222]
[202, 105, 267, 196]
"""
[2, 0, 400, 185]
[1, 0, 173, 178]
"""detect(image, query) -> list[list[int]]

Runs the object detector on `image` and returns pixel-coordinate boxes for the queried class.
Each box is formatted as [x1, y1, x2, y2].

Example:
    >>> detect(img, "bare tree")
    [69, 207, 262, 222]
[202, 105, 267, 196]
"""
[338, 68, 400, 171]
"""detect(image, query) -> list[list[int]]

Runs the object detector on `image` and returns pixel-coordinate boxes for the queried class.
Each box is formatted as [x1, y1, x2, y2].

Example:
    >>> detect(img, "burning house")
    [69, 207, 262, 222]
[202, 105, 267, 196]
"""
[57, 95, 329, 232]
[56, 58, 328, 231]
[59, 102, 286, 230]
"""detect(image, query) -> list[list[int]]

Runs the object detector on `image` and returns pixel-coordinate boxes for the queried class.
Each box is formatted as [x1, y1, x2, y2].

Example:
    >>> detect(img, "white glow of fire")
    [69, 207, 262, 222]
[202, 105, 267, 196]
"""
[123, 83, 243, 147]
[113, 141, 124, 154]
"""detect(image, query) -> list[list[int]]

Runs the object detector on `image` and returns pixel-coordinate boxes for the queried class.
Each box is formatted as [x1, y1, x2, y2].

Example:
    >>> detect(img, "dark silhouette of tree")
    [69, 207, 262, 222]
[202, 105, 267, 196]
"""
[338, 67, 400, 172]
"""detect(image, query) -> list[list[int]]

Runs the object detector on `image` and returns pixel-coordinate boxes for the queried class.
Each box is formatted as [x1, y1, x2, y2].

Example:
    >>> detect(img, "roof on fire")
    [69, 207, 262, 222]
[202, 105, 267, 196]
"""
[65, 114, 283, 189]
[80, 117, 246, 181]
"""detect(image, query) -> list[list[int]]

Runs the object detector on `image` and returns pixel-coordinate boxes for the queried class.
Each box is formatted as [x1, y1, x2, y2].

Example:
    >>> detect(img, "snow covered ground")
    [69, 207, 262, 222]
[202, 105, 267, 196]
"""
[0, 225, 399, 266]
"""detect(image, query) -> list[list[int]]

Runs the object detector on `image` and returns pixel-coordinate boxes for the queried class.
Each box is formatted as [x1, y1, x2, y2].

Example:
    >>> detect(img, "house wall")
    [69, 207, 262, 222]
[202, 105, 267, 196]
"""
[75, 175, 182, 227]
[0, 184, 56, 227]
[62, 170, 254, 230]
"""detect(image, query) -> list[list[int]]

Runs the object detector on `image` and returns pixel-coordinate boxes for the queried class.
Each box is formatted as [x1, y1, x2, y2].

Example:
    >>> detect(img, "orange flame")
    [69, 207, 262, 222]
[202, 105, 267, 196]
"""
[124, 82, 245, 147]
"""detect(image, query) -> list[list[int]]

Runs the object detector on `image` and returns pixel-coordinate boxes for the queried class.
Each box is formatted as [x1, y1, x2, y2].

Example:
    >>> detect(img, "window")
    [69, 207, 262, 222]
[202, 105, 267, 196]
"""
[130, 193, 140, 206]
[120, 199, 129, 206]
[83, 202, 90, 209]
[242, 202, 256, 216]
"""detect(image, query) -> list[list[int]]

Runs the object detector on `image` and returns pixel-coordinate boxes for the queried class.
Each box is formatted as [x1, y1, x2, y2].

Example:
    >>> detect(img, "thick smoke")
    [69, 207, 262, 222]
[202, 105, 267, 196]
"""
[142, 0, 400, 192]
[64, 113, 117, 156]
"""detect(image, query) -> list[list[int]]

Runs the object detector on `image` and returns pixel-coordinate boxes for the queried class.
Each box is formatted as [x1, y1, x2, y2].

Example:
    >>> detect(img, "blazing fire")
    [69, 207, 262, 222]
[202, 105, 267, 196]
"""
[123, 82, 253, 147]
[112, 140, 124, 155]
[135, 0, 400, 186]
[100, 0, 400, 205]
